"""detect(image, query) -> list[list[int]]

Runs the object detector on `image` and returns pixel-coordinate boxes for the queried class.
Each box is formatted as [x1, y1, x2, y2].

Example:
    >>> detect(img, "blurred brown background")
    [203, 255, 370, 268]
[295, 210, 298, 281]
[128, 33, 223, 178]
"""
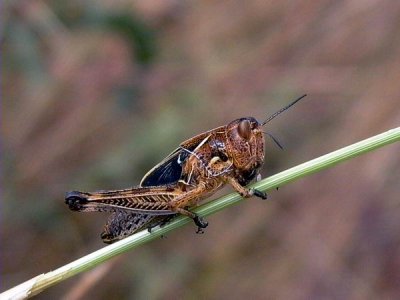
[2, 1, 400, 299]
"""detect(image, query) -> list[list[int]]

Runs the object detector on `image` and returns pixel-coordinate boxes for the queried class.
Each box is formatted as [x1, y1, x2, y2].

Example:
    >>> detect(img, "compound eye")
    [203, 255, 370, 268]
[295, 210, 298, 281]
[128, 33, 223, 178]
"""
[238, 119, 251, 140]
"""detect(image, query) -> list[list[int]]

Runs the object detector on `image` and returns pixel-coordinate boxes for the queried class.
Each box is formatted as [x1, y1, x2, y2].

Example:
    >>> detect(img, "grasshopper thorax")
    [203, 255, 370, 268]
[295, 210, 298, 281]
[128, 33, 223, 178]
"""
[225, 117, 265, 185]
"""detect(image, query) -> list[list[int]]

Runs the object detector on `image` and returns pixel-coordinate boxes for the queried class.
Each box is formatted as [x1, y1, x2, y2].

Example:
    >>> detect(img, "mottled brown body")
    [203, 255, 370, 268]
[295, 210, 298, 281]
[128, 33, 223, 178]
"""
[65, 96, 304, 243]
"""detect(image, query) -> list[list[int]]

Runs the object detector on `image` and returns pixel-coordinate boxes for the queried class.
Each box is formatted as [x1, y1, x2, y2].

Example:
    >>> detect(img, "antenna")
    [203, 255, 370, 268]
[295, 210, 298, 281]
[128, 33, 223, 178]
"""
[261, 94, 306, 126]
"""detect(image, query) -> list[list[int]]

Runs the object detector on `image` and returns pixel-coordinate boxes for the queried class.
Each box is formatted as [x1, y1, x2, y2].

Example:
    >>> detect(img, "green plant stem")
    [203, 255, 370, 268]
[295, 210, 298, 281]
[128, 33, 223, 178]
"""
[2, 127, 399, 299]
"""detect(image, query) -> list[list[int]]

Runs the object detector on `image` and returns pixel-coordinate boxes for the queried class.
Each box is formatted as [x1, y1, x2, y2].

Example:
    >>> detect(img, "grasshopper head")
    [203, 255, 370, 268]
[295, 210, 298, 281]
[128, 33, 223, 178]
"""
[225, 117, 265, 184]
[223, 94, 306, 185]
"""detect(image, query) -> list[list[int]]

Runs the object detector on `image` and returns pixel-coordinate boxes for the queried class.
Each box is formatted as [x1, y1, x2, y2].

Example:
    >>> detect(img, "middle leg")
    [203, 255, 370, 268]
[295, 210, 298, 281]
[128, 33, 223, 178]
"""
[168, 182, 209, 231]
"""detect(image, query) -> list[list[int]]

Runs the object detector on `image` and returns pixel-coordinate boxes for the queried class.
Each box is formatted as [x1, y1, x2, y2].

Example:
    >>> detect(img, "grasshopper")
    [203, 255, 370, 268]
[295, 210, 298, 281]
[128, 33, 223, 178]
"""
[65, 95, 305, 243]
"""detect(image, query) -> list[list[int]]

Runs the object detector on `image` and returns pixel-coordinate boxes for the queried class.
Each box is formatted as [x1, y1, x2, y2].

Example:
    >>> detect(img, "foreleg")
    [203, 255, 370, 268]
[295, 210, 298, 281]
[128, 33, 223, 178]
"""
[227, 177, 267, 200]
